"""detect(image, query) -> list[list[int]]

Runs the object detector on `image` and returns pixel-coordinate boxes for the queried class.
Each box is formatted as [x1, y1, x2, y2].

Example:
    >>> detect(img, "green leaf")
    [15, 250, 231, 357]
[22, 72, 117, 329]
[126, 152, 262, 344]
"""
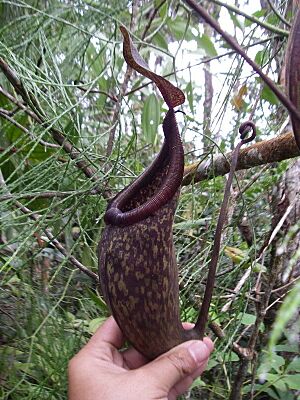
[206, 358, 219, 370]
[86, 288, 109, 314]
[239, 312, 256, 325]
[190, 377, 205, 389]
[268, 375, 288, 392]
[287, 357, 300, 372]
[258, 354, 285, 374]
[197, 34, 218, 57]
[243, 384, 268, 394]
[244, 9, 266, 27]
[254, 50, 270, 66]
[269, 281, 300, 349]
[284, 374, 300, 390]
[267, 14, 280, 26]
[229, 11, 243, 30]
[152, 32, 169, 51]
[88, 317, 106, 334]
[167, 16, 194, 41]
[226, 353, 239, 362]
[157, 0, 168, 19]
[141, 94, 161, 144]
[261, 85, 279, 105]
[263, 388, 282, 400]
[252, 10, 266, 18]
[274, 344, 299, 353]
[186, 81, 194, 114]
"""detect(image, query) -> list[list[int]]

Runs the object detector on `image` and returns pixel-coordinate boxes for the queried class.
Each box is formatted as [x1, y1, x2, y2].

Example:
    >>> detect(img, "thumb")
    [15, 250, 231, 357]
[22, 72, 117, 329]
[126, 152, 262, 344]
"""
[141, 340, 213, 391]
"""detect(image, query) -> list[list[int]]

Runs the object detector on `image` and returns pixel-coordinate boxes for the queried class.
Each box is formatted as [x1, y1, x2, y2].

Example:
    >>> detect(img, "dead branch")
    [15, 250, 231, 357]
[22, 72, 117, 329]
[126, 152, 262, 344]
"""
[183, 131, 299, 185]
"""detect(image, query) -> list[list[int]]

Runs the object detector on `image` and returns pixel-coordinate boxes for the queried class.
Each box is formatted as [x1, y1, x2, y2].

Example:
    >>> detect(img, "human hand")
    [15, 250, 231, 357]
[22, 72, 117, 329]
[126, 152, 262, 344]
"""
[68, 316, 213, 400]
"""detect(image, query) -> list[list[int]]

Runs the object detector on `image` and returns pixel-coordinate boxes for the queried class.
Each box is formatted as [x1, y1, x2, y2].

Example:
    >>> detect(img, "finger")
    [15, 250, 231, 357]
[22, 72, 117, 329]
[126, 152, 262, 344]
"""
[190, 359, 210, 380]
[87, 316, 125, 350]
[140, 340, 213, 392]
[189, 338, 213, 379]
[182, 322, 195, 330]
[168, 375, 194, 399]
[203, 337, 214, 353]
[170, 343, 213, 398]
[169, 338, 214, 399]
[122, 347, 149, 369]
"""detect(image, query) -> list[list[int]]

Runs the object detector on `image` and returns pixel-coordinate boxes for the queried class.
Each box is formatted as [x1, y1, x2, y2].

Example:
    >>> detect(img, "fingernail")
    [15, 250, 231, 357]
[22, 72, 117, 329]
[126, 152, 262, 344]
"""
[188, 342, 207, 364]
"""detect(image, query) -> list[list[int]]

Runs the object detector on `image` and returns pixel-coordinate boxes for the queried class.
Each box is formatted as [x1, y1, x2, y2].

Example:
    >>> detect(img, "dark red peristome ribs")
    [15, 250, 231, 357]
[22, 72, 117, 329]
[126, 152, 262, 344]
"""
[104, 108, 184, 227]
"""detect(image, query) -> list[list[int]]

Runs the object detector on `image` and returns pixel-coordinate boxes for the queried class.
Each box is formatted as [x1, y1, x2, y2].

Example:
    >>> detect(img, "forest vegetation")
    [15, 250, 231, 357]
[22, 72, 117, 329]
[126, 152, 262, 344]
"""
[0, 0, 300, 399]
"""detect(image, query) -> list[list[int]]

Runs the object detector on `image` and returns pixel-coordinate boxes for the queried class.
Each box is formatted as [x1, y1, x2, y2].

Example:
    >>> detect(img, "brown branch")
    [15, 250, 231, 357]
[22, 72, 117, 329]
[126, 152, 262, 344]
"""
[184, 0, 300, 124]
[0, 86, 39, 120]
[183, 131, 299, 185]
[209, 322, 253, 360]
[0, 108, 60, 149]
[0, 189, 99, 201]
[75, 80, 118, 102]
[141, 0, 167, 41]
[229, 359, 252, 400]
[266, 0, 291, 28]
[208, 0, 289, 36]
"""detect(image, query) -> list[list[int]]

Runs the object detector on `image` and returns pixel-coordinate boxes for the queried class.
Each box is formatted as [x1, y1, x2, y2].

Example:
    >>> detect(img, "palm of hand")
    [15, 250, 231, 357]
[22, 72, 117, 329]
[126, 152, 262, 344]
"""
[68, 317, 213, 400]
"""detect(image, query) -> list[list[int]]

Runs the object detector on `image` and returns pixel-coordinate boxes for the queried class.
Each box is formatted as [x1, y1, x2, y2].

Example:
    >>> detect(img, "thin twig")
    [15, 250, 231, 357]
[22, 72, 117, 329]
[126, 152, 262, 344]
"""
[266, 0, 291, 28]
[221, 267, 252, 313]
[184, 0, 300, 122]
[271, 275, 300, 293]
[209, 322, 253, 360]
[208, 0, 289, 36]
[0, 108, 60, 149]
[75, 80, 118, 102]
[141, 0, 167, 41]
[0, 189, 98, 201]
